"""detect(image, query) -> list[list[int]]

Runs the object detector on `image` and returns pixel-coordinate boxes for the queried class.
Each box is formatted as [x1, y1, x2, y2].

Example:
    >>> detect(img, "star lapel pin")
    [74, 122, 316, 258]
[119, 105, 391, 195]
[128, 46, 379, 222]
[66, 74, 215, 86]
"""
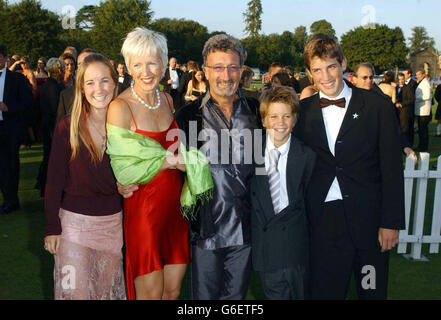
[353, 113, 359, 119]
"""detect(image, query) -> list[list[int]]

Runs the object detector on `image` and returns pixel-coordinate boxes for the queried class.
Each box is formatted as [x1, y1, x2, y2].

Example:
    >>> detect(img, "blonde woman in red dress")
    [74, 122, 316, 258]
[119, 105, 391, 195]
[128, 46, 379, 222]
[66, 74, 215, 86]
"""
[107, 27, 190, 300]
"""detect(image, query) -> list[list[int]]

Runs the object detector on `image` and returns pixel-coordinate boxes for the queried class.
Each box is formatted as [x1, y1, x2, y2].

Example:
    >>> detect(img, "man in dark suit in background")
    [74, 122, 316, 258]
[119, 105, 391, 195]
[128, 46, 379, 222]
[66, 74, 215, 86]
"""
[353, 63, 416, 161]
[160, 57, 183, 111]
[178, 60, 196, 106]
[295, 34, 405, 299]
[401, 68, 417, 147]
[56, 48, 96, 123]
[116, 61, 132, 95]
[0, 43, 33, 214]
[36, 58, 66, 197]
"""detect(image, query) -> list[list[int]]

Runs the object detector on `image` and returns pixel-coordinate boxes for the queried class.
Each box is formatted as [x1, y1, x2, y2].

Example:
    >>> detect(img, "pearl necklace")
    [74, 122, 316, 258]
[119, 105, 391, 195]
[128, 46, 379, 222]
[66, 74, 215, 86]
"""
[130, 80, 161, 110]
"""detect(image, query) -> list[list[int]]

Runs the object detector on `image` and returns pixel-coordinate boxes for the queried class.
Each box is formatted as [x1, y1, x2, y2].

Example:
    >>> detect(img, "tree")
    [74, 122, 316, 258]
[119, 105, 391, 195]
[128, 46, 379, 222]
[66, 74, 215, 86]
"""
[56, 5, 97, 54]
[243, 0, 263, 38]
[340, 24, 408, 73]
[292, 25, 308, 53]
[0, 0, 64, 66]
[89, 0, 154, 61]
[150, 18, 210, 65]
[409, 26, 435, 54]
[310, 19, 336, 39]
[76, 5, 97, 31]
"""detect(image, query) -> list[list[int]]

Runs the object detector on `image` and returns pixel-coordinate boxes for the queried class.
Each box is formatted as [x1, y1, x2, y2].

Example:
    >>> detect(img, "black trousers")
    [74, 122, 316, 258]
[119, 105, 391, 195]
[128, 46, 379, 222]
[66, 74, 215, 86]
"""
[416, 115, 431, 151]
[170, 89, 181, 111]
[407, 111, 415, 147]
[0, 122, 20, 206]
[189, 244, 251, 300]
[398, 107, 411, 138]
[310, 200, 390, 300]
[259, 266, 308, 300]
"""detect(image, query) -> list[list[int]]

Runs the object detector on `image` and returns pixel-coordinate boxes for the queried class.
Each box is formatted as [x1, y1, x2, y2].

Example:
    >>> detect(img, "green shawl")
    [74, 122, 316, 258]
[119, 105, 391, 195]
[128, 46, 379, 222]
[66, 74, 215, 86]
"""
[106, 123, 213, 220]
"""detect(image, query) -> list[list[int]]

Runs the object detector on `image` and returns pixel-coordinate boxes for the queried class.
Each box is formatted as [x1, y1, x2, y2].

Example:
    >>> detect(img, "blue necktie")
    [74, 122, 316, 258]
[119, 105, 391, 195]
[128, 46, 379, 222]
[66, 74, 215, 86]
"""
[267, 149, 281, 214]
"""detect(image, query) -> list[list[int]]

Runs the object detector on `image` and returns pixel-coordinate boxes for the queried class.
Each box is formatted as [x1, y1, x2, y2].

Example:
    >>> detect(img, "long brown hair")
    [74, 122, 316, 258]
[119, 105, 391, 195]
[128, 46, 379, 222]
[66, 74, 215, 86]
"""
[69, 53, 118, 164]
[191, 67, 205, 90]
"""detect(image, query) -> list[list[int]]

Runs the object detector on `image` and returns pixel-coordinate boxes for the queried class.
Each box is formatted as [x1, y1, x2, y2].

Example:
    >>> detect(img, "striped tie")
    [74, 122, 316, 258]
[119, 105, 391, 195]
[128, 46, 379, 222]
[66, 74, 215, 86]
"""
[267, 148, 281, 214]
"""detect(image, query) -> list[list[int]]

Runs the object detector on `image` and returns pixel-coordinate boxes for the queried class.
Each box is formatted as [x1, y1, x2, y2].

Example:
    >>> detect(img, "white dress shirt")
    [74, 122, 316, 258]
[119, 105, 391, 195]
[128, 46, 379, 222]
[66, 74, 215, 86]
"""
[319, 81, 352, 202]
[265, 135, 291, 213]
[169, 67, 179, 89]
[0, 67, 6, 121]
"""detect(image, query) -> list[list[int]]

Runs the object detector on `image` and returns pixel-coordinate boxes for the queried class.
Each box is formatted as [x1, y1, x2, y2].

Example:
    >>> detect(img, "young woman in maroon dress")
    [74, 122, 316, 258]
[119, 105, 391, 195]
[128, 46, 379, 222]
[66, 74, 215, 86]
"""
[107, 27, 190, 300]
[44, 53, 126, 299]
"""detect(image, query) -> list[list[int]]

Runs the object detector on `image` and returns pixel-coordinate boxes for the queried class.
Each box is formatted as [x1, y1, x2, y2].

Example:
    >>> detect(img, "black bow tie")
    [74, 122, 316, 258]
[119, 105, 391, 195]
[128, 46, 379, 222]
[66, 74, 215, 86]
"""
[320, 97, 346, 109]
[171, 68, 176, 71]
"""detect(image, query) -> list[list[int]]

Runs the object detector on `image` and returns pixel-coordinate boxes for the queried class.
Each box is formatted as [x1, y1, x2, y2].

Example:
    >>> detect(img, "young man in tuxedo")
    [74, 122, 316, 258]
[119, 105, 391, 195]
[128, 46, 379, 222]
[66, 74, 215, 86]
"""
[0, 43, 33, 214]
[160, 57, 183, 111]
[250, 86, 315, 300]
[401, 68, 417, 147]
[294, 34, 405, 299]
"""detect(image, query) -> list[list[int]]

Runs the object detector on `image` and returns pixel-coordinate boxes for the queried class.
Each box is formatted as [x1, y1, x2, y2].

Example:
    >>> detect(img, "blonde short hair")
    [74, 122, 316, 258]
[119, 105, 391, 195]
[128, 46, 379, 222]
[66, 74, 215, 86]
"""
[121, 27, 168, 75]
[259, 86, 299, 121]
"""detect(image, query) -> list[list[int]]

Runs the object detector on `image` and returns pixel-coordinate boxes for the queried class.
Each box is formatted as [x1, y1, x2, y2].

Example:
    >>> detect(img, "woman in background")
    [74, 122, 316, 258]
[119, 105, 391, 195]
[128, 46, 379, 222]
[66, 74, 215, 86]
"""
[378, 71, 396, 104]
[184, 66, 207, 102]
[60, 52, 76, 88]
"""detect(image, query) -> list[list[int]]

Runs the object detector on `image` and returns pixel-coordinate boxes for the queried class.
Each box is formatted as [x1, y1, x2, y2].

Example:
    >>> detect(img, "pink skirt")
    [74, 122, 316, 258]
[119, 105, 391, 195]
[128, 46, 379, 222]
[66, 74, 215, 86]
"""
[53, 208, 126, 300]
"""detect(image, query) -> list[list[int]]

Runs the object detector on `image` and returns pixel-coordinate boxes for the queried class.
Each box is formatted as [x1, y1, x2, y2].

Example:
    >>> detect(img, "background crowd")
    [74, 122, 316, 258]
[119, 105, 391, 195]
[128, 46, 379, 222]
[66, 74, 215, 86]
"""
[1, 42, 439, 209]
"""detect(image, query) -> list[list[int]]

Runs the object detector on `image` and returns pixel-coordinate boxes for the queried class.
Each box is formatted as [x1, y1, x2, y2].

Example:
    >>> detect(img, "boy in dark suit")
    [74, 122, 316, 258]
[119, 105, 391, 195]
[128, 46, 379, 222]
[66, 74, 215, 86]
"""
[249, 86, 316, 299]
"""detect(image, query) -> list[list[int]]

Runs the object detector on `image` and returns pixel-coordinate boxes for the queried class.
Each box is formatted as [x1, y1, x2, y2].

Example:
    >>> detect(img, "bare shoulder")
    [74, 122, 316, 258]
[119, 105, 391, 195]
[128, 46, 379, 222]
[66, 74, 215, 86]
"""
[107, 96, 132, 128]
[162, 91, 173, 103]
[300, 86, 317, 100]
[161, 91, 174, 110]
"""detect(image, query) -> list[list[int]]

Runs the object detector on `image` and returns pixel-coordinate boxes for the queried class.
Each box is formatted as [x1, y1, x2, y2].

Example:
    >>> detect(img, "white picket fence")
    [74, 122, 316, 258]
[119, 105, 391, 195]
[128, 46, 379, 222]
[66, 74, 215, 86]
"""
[397, 153, 441, 260]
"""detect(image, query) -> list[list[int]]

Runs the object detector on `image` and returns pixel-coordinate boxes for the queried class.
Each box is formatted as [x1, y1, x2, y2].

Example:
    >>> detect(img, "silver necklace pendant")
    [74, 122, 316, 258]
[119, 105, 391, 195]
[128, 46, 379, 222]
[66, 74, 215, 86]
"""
[130, 80, 161, 110]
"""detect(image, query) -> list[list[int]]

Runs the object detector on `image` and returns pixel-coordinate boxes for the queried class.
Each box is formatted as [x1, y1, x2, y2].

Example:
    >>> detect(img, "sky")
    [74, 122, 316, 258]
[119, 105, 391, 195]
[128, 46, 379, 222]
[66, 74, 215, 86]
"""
[9, 0, 441, 51]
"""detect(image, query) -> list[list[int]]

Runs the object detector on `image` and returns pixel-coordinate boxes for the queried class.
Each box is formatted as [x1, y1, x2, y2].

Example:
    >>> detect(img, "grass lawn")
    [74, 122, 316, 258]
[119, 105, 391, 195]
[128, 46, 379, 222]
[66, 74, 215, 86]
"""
[0, 102, 440, 300]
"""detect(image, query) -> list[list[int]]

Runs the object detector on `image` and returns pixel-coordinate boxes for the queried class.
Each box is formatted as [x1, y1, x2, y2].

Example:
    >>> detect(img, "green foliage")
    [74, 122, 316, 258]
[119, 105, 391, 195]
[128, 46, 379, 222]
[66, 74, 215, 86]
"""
[409, 26, 436, 54]
[0, 0, 436, 76]
[310, 19, 336, 39]
[292, 25, 308, 53]
[88, 0, 154, 61]
[0, 0, 65, 67]
[242, 29, 307, 71]
[75, 5, 97, 31]
[341, 24, 408, 73]
[150, 18, 210, 65]
[243, 0, 263, 38]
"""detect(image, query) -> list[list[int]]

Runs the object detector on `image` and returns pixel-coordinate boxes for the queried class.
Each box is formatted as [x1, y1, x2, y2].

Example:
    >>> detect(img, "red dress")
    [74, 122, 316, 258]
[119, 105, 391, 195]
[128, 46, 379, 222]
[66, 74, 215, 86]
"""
[123, 94, 190, 300]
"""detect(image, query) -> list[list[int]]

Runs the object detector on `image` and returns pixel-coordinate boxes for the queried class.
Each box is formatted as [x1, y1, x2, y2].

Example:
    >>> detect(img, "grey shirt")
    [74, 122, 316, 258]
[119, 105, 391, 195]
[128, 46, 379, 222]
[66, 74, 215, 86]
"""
[197, 90, 258, 249]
